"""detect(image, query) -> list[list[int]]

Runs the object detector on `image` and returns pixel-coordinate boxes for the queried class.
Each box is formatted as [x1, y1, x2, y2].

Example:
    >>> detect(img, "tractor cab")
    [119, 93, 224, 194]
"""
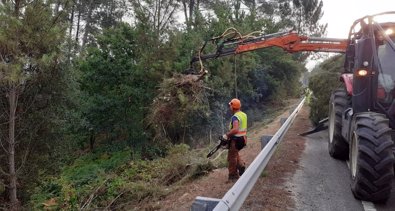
[376, 24, 395, 107]
[343, 13, 395, 122]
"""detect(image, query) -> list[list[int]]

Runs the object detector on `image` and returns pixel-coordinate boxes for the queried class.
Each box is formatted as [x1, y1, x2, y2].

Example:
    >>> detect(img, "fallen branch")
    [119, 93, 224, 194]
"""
[80, 178, 109, 210]
[105, 191, 126, 210]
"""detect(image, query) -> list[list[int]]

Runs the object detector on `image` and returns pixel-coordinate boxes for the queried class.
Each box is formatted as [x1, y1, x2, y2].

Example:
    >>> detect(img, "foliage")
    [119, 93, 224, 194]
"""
[30, 149, 131, 210]
[0, 0, 327, 207]
[29, 144, 218, 210]
[131, 0, 179, 40]
[0, 0, 70, 207]
[147, 73, 209, 145]
[145, 5, 308, 146]
[308, 55, 344, 124]
[277, 0, 326, 35]
[76, 23, 155, 150]
[70, 0, 127, 48]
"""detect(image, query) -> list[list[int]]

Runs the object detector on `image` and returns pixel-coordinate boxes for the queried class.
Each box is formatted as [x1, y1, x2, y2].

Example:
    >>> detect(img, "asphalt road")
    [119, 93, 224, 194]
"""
[287, 129, 395, 211]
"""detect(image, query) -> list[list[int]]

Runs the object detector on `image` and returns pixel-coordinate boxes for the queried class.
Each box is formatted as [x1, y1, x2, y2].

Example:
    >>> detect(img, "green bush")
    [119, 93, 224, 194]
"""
[29, 144, 224, 209]
[308, 56, 344, 125]
[29, 150, 131, 209]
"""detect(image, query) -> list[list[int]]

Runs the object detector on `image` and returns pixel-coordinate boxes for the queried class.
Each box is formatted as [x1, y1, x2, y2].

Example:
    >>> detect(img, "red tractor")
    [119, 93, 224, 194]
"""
[190, 11, 395, 202]
[328, 11, 395, 202]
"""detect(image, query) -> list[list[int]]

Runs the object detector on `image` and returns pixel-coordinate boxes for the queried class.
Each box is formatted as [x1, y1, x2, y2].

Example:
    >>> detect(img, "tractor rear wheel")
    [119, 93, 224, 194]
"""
[350, 112, 394, 203]
[328, 88, 350, 160]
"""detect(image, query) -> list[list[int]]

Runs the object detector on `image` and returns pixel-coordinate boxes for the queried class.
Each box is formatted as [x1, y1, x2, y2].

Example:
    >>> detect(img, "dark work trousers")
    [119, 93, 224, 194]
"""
[227, 138, 246, 179]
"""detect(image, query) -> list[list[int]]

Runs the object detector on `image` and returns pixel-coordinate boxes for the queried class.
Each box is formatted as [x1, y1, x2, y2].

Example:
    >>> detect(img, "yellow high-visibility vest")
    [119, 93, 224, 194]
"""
[229, 111, 247, 137]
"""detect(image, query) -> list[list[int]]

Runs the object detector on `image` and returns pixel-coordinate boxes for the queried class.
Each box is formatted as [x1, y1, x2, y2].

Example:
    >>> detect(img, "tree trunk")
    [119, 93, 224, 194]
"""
[82, 0, 94, 48]
[68, 0, 75, 64]
[182, 1, 188, 28]
[156, 0, 161, 39]
[188, 0, 194, 25]
[9, 2, 21, 209]
[89, 132, 95, 151]
[8, 85, 19, 210]
[75, 0, 81, 43]
[14, 0, 20, 16]
[54, 0, 61, 14]
[69, 2, 75, 39]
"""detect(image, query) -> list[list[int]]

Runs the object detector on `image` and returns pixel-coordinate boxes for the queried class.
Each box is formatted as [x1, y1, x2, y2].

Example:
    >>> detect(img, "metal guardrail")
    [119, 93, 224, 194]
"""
[192, 97, 306, 211]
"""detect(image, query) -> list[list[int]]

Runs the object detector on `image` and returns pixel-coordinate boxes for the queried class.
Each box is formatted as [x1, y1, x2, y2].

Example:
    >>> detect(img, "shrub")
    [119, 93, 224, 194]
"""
[308, 55, 344, 125]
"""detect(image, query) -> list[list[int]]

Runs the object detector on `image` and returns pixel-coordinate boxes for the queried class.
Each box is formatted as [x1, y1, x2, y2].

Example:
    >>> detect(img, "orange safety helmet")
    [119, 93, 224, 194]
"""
[229, 98, 241, 110]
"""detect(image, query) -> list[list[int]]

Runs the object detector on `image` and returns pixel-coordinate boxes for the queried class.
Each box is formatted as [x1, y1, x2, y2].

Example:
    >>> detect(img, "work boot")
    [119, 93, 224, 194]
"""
[238, 166, 246, 176]
[227, 174, 239, 183]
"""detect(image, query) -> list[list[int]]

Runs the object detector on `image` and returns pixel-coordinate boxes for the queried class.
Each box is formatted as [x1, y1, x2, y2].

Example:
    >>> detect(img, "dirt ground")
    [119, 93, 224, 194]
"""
[149, 101, 312, 211]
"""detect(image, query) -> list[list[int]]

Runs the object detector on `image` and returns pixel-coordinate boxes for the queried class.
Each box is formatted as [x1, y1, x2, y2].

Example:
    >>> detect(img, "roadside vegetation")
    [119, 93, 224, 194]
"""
[30, 105, 290, 210]
[30, 144, 216, 210]
[308, 55, 344, 124]
[0, 0, 330, 209]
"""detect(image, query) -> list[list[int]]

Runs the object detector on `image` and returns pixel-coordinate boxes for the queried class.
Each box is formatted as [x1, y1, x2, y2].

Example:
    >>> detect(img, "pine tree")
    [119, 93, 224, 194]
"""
[0, 1, 68, 209]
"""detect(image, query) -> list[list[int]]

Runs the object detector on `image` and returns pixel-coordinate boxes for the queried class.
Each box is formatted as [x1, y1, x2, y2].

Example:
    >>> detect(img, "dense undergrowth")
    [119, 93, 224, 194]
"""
[28, 103, 292, 210]
[29, 144, 223, 210]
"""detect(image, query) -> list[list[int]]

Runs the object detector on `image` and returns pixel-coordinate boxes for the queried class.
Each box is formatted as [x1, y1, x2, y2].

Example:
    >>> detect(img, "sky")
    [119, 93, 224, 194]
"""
[306, 0, 395, 70]
[321, 0, 395, 39]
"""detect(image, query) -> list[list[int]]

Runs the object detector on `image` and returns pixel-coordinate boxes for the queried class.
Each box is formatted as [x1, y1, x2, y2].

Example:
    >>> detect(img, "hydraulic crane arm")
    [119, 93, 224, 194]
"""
[235, 32, 348, 53]
[190, 30, 348, 67]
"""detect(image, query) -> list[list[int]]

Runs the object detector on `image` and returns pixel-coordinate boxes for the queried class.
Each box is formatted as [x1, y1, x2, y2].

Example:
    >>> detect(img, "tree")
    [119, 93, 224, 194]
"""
[276, 0, 326, 36]
[178, 0, 213, 29]
[0, 1, 68, 209]
[131, 0, 179, 43]
[179, 0, 196, 29]
[77, 23, 157, 152]
[67, 0, 127, 51]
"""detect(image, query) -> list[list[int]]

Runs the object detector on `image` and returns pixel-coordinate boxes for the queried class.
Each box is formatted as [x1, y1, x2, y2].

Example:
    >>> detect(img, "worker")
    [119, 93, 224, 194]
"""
[223, 98, 247, 181]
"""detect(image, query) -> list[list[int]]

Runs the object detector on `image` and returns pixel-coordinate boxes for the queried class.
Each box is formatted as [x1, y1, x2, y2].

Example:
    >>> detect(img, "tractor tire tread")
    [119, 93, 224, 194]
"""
[351, 113, 394, 203]
[328, 88, 350, 160]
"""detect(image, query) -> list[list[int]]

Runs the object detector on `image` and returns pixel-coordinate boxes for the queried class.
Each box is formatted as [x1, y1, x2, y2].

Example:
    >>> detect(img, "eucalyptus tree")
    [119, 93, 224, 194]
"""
[0, 1, 69, 209]
[130, 0, 179, 42]
[68, 0, 127, 50]
[277, 0, 326, 36]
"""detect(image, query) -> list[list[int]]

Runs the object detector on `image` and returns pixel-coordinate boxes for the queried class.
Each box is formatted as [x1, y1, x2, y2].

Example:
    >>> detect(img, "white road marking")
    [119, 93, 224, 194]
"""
[362, 201, 376, 211]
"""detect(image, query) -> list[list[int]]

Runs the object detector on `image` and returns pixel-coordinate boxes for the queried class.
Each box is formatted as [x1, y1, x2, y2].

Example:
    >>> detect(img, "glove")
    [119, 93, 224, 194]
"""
[222, 134, 228, 140]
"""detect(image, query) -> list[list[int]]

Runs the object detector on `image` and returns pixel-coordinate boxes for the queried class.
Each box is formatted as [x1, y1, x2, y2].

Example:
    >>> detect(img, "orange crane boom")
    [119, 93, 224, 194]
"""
[190, 30, 348, 67]
[236, 32, 347, 54]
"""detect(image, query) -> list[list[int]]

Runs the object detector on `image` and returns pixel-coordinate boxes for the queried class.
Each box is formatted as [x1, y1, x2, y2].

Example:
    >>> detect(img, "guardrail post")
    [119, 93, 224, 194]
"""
[191, 196, 221, 211]
[280, 117, 287, 125]
[261, 135, 273, 149]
